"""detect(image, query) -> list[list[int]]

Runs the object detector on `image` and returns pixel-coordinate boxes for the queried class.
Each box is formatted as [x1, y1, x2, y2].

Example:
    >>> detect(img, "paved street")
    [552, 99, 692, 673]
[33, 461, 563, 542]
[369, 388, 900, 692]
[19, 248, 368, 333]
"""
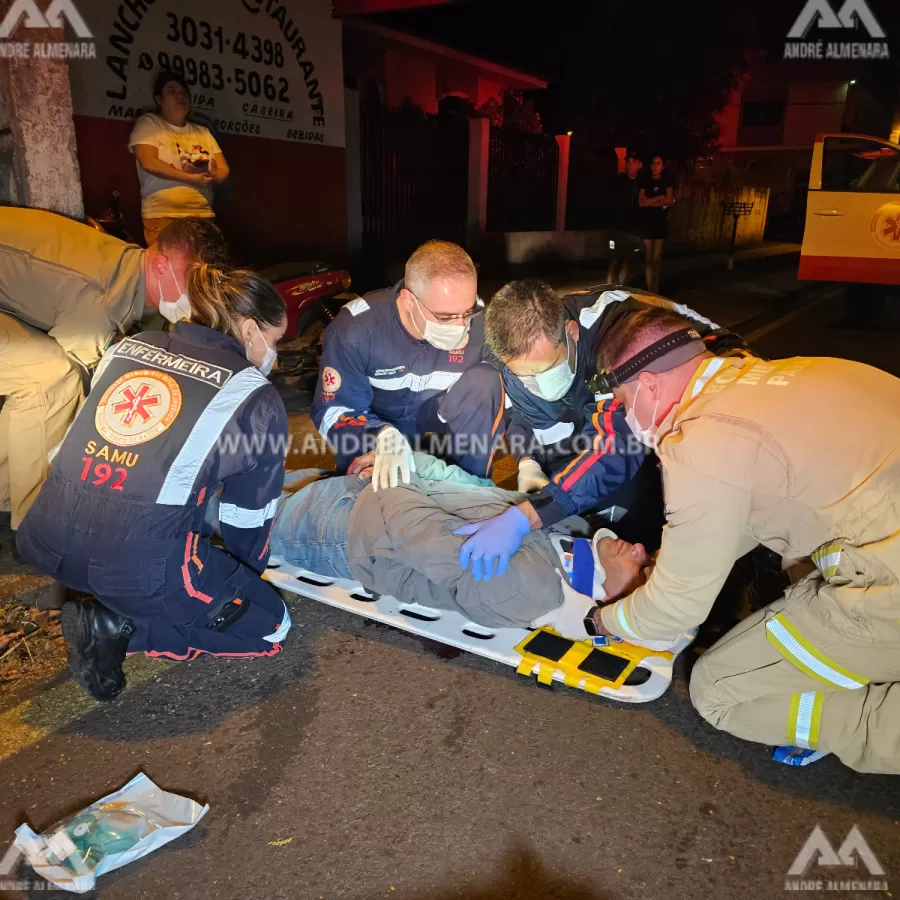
[2, 253, 899, 900]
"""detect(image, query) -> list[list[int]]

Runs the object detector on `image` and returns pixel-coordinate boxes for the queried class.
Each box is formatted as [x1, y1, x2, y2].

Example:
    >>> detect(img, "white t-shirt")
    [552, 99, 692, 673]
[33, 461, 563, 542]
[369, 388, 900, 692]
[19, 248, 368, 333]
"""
[128, 113, 221, 219]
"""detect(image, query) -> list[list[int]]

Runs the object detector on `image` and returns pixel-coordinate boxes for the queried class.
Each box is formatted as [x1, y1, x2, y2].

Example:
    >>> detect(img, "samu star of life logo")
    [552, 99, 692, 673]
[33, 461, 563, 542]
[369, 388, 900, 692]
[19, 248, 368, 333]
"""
[114, 383, 160, 425]
[880, 215, 900, 242]
[870, 206, 900, 253]
[95, 369, 182, 447]
[322, 366, 341, 395]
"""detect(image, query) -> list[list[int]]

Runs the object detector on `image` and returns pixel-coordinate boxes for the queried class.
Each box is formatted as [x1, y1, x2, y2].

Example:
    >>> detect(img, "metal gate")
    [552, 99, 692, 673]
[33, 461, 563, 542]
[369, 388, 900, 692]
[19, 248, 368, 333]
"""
[487, 126, 558, 232]
[566, 139, 618, 230]
[360, 103, 469, 261]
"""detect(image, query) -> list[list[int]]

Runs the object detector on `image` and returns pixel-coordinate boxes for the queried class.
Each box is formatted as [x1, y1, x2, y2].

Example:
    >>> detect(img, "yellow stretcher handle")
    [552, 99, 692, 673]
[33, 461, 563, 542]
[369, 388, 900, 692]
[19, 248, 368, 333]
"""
[514, 627, 673, 695]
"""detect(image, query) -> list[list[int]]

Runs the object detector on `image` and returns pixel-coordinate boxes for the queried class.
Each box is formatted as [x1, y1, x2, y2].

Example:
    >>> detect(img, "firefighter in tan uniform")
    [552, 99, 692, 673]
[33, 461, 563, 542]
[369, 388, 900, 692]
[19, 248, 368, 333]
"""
[587, 306, 900, 774]
[0, 208, 227, 529]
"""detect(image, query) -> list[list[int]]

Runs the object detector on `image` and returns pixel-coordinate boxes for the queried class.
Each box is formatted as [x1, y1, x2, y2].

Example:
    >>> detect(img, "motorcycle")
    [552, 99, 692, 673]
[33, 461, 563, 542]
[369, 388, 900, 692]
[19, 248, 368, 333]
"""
[85, 191, 136, 244]
[259, 261, 357, 411]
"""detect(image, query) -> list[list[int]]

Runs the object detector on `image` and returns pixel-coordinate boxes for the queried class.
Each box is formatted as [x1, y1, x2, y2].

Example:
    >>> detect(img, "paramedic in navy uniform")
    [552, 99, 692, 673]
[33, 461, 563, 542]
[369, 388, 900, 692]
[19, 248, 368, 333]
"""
[16, 265, 292, 701]
[311, 241, 506, 488]
[454, 279, 727, 581]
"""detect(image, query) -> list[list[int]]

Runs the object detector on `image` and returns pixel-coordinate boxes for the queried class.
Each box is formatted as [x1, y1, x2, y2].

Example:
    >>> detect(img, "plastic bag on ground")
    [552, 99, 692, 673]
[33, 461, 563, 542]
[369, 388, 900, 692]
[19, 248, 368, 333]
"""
[14, 772, 208, 894]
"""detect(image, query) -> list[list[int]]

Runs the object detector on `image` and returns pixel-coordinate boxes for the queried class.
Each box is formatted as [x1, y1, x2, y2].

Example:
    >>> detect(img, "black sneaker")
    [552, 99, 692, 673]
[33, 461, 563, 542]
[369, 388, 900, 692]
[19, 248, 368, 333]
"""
[61, 599, 135, 701]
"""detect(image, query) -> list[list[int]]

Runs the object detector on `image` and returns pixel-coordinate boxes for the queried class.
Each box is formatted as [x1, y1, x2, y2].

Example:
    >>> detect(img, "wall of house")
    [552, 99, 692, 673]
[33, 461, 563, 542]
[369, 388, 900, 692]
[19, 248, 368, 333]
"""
[723, 61, 864, 151]
[714, 88, 741, 150]
[737, 82, 789, 148]
[475, 78, 503, 108]
[497, 182, 768, 264]
[668, 181, 770, 250]
[65, 0, 347, 263]
[343, 25, 533, 113]
[74, 116, 347, 266]
[384, 50, 438, 112]
[782, 82, 848, 146]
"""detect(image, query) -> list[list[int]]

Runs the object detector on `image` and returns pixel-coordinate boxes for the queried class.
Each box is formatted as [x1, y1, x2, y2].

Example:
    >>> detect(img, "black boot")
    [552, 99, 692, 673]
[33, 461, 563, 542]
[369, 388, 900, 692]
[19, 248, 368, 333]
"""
[61, 599, 135, 701]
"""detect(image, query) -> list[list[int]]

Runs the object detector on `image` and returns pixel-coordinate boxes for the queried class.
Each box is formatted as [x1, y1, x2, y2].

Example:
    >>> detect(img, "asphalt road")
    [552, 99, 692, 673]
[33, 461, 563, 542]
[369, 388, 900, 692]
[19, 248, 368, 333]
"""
[2, 260, 900, 900]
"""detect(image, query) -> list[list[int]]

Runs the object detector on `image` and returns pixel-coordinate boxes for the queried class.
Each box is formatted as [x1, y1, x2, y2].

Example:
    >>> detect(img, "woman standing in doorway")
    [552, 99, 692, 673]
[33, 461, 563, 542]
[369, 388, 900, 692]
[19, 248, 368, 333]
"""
[129, 71, 231, 246]
[638, 155, 675, 293]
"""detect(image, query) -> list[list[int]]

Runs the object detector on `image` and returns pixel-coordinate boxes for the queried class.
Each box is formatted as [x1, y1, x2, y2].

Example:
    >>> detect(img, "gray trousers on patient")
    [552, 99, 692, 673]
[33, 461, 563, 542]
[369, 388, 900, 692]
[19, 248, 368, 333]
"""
[270, 471, 570, 629]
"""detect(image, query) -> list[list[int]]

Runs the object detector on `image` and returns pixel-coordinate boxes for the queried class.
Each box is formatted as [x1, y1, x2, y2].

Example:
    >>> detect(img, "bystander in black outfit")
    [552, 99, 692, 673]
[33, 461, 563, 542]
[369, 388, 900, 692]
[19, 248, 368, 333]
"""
[638, 155, 675, 293]
[605, 152, 643, 285]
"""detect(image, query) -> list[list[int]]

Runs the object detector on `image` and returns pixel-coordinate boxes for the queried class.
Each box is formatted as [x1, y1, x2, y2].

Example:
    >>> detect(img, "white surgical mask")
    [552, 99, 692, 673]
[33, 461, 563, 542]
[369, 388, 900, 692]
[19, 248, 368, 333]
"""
[158, 261, 192, 323]
[625, 382, 659, 448]
[411, 292, 470, 351]
[521, 333, 577, 402]
[247, 322, 277, 377]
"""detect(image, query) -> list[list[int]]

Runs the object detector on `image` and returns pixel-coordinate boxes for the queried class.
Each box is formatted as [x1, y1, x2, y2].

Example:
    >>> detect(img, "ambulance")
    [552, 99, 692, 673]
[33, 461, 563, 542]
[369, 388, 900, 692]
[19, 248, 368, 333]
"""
[799, 132, 900, 285]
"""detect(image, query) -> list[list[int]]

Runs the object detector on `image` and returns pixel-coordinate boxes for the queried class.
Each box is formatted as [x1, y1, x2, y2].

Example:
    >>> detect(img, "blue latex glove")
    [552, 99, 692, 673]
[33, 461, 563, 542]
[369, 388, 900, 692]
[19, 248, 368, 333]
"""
[453, 506, 531, 581]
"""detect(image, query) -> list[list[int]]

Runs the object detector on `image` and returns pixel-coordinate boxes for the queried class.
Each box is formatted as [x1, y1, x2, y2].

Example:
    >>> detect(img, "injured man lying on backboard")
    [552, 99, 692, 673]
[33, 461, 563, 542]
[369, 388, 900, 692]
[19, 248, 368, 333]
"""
[215, 453, 668, 644]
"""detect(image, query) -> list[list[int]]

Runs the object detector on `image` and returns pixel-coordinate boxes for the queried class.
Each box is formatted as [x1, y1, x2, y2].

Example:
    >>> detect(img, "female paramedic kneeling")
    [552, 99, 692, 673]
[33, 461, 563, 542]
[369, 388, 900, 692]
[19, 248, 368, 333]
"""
[16, 265, 291, 701]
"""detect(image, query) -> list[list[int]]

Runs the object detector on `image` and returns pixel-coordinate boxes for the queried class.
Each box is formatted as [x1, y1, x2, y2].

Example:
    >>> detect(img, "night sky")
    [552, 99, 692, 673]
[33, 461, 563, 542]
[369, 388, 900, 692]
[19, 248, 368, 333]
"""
[373, 0, 900, 158]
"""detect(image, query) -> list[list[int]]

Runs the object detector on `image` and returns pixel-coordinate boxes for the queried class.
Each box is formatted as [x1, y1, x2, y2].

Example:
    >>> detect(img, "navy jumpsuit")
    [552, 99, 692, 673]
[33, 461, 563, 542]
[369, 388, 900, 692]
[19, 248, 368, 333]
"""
[310, 282, 507, 477]
[16, 323, 291, 660]
[495, 289, 720, 548]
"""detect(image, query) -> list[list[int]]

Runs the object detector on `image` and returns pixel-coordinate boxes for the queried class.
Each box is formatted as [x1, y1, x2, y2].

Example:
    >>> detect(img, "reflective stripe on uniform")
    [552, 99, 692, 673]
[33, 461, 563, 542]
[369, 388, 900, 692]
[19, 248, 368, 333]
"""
[610, 599, 639, 639]
[690, 357, 726, 399]
[673, 302, 718, 331]
[788, 691, 824, 749]
[318, 403, 354, 438]
[220, 497, 280, 529]
[811, 541, 842, 578]
[765, 613, 869, 689]
[578, 290, 630, 329]
[533, 421, 575, 445]
[368, 370, 461, 393]
[344, 298, 370, 316]
[263, 601, 292, 643]
[157, 367, 269, 506]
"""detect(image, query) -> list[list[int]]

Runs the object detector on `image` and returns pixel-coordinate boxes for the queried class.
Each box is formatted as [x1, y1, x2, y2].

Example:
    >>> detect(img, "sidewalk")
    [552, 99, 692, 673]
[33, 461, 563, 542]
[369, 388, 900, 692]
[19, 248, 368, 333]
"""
[479, 241, 800, 299]
[480, 241, 805, 332]
[666, 240, 800, 272]
[669, 262, 813, 331]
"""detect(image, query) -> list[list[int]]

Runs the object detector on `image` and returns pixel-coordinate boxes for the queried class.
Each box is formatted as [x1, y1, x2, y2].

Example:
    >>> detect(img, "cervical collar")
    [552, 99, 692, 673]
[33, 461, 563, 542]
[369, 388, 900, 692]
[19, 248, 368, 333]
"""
[549, 528, 617, 602]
